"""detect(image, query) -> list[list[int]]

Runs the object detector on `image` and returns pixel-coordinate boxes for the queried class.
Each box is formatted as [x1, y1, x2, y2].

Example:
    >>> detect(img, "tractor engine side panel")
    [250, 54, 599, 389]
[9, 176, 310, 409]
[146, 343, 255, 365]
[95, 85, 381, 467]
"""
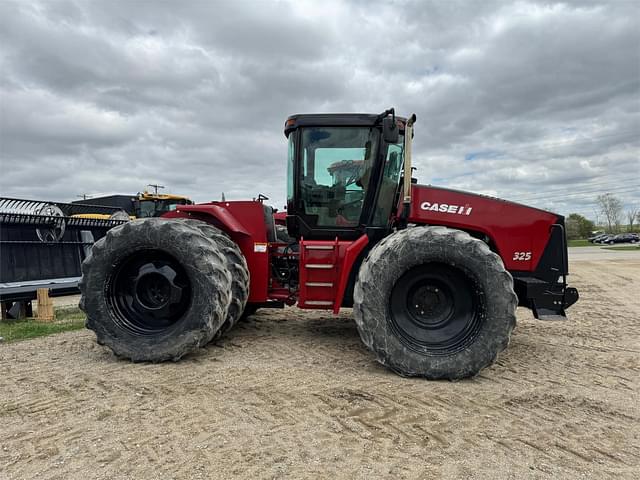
[167, 201, 272, 302]
[407, 185, 560, 272]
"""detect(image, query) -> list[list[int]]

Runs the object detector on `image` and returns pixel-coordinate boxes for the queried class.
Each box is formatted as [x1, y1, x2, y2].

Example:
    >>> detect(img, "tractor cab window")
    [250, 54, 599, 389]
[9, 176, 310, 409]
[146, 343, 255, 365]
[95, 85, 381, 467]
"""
[287, 134, 295, 204]
[138, 200, 157, 218]
[137, 199, 191, 218]
[299, 127, 379, 227]
[372, 137, 404, 226]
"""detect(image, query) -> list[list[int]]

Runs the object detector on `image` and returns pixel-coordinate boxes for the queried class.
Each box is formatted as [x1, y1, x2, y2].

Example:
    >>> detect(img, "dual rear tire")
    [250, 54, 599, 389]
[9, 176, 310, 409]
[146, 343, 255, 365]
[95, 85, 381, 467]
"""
[79, 218, 249, 361]
[172, 219, 249, 338]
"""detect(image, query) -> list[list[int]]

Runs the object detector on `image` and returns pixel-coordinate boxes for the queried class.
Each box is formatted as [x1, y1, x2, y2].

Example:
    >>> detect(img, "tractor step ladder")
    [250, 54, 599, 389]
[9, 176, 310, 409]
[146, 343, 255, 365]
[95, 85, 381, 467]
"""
[298, 238, 340, 309]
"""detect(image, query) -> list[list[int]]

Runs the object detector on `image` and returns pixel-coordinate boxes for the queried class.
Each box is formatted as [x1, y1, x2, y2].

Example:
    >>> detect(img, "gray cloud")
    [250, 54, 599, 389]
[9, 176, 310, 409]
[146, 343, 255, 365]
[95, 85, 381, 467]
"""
[0, 0, 638, 221]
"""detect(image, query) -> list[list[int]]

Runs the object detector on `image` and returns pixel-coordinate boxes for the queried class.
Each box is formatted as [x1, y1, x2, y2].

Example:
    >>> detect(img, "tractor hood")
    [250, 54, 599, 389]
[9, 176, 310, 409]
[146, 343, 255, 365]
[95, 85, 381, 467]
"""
[407, 184, 565, 275]
[411, 184, 563, 219]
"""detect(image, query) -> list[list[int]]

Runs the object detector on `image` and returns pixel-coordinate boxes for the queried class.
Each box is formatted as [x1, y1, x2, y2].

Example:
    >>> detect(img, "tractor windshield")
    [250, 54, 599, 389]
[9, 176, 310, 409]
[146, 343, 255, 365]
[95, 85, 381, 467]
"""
[297, 127, 379, 227]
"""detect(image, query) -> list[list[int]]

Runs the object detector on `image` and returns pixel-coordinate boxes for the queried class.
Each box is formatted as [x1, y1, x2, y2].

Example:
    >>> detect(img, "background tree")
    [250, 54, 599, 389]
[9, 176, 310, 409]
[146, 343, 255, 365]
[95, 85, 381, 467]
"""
[596, 193, 623, 233]
[566, 213, 595, 240]
[593, 211, 600, 228]
[627, 207, 639, 232]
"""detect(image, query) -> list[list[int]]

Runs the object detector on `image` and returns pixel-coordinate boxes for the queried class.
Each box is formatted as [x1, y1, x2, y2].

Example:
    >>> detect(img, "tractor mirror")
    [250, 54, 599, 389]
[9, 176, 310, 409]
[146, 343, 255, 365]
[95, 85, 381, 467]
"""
[382, 117, 399, 143]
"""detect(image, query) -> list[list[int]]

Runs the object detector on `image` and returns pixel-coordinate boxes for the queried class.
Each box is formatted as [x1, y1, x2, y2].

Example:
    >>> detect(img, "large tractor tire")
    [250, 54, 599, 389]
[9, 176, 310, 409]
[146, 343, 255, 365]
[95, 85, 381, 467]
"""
[353, 226, 517, 379]
[79, 218, 232, 361]
[173, 219, 249, 335]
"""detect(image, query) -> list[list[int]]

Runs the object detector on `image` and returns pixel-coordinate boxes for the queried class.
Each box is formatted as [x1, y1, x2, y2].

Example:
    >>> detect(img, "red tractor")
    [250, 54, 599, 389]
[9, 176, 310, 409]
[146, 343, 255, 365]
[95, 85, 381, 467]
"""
[80, 109, 578, 379]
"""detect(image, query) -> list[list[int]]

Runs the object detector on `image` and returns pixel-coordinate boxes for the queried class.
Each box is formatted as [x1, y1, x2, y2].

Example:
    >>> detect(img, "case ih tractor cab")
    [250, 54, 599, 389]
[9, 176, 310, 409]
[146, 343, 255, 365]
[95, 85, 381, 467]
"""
[80, 109, 578, 379]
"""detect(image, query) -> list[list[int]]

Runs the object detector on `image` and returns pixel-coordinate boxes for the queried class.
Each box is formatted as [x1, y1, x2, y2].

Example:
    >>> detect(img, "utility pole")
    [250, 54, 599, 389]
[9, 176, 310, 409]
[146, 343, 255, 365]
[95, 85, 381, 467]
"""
[77, 194, 91, 200]
[147, 184, 165, 195]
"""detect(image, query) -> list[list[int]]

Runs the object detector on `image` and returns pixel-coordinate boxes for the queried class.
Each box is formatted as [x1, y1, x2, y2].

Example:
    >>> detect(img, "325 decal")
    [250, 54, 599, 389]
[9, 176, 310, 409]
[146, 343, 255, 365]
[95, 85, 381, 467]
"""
[512, 251, 532, 261]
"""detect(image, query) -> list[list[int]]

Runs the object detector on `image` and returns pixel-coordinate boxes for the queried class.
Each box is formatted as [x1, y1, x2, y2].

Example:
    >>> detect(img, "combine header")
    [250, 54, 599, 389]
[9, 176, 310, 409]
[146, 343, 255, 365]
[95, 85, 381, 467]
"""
[80, 109, 578, 379]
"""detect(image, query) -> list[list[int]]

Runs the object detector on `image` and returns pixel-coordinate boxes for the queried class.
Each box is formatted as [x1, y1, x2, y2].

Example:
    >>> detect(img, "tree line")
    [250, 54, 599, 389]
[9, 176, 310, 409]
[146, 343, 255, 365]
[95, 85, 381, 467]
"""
[565, 193, 638, 240]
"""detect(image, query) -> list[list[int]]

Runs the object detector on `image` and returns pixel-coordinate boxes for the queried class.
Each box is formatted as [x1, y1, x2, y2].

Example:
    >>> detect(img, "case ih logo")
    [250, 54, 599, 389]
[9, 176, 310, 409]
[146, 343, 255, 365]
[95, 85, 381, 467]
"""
[420, 201, 473, 216]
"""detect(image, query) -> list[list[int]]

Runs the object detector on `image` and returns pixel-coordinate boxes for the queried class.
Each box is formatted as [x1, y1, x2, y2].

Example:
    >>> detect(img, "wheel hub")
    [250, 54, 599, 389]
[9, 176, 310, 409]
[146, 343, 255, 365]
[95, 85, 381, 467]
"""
[108, 250, 192, 334]
[389, 263, 485, 355]
[408, 285, 452, 325]
[134, 267, 183, 312]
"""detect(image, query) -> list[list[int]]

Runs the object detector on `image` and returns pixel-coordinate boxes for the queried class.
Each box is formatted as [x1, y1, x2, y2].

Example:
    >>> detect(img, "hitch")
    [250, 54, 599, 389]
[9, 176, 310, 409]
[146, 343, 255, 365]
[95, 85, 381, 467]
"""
[514, 277, 579, 321]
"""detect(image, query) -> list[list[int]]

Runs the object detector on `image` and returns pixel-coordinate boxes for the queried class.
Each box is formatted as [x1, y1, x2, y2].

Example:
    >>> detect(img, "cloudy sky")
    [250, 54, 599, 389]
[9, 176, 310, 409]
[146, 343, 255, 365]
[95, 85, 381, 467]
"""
[1, 0, 638, 221]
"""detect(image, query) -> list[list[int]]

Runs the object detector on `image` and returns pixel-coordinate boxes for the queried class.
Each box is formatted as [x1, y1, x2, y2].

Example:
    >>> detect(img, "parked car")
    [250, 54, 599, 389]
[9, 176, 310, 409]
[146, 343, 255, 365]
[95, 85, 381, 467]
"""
[595, 233, 639, 244]
[610, 233, 639, 244]
[594, 234, 614, 244]
[588, 233, 608, 243]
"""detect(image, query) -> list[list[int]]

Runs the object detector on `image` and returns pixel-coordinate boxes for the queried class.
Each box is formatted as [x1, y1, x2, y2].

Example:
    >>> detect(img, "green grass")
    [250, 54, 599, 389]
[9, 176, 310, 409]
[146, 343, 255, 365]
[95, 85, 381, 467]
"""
[568, 239, 591, 247]
[602, 245, 640, 251]
[0, 307, 85, 343]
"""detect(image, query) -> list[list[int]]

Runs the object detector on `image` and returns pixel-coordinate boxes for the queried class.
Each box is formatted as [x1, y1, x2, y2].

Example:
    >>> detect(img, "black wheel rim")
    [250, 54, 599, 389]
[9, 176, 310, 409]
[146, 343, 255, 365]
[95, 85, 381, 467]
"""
[107, 249, 191, 335]
[389, 263, 485, 355]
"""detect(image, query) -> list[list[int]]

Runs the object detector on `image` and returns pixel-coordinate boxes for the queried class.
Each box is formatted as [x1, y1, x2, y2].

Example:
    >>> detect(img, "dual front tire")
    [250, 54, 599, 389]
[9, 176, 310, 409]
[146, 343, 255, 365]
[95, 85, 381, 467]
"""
[80, 218, 249, 361]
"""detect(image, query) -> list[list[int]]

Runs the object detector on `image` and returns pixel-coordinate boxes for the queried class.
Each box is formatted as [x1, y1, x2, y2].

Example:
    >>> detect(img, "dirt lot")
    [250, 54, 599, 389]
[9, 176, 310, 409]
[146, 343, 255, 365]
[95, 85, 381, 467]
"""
[1, 255, 638, 479]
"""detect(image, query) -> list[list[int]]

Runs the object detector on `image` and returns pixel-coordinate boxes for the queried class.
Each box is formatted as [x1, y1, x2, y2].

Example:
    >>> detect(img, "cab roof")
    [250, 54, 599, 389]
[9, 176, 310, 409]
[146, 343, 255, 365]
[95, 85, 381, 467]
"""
[284, 113, 407, 137]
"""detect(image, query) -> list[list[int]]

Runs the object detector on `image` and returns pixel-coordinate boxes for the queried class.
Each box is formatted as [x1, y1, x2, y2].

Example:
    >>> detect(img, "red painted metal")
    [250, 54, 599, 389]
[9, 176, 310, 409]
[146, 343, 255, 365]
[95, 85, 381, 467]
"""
[178, 204, 251, 235]
[333, 234, 368, 313]
[273, 211, 287, 226]
[408, 185, 559, 272]
[165, 201, 271, 303]
[298, 237, 364, 310]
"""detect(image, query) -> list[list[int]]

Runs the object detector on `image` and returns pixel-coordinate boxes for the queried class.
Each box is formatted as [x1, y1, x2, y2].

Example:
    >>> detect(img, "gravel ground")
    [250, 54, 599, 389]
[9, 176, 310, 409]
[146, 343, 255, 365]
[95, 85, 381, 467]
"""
[0, 256, 638, 479]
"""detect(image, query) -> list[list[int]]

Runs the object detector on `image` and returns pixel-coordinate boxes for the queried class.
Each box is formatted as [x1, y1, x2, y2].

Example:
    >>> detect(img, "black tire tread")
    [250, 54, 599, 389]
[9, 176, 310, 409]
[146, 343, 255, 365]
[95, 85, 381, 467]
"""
[79, 218, 232, 361]
[173, 218, 249, 335]
[353, 226, 517, 379]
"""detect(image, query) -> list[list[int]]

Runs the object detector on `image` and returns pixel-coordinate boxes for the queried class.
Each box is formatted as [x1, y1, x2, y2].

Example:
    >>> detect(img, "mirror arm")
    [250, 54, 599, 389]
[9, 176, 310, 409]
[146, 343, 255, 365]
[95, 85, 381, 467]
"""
[398, 113, 417, 227]
[376, 107, 395, 123]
